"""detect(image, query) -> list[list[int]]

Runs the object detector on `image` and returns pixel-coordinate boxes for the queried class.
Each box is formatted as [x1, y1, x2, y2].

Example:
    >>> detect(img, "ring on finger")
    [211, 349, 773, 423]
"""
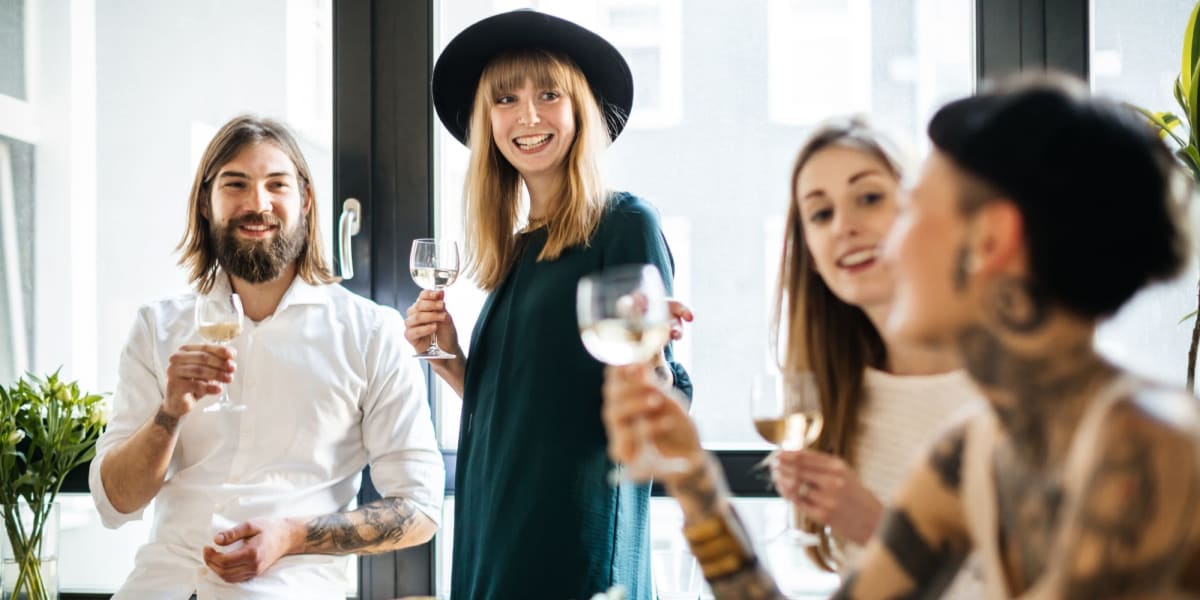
[797, 481, 812, 500]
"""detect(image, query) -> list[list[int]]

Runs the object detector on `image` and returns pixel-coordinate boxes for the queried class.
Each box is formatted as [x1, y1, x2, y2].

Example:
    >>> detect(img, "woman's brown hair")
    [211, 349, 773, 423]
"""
[771, 117, 905, 570]
[461, 49, 611, 290]
[177, 115, 337, 293]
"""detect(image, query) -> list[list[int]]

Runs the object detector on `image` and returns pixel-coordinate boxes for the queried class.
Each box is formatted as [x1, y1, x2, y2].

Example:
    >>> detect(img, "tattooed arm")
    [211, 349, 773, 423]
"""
[602, 364, 785, 599]
[668, 457, 788, 600]
[834, 423, 973, 600]
[202, 497, 437, 583]
[1031, 399, 1200, 599]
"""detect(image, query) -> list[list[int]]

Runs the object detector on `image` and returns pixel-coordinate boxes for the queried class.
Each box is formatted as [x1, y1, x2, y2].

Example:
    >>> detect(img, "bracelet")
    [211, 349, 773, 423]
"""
[682, 512, 755, 579]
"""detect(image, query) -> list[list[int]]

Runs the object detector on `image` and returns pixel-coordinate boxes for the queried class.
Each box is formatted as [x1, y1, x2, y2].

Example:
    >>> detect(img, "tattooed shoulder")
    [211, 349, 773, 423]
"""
[1060, 398, 1200, 598]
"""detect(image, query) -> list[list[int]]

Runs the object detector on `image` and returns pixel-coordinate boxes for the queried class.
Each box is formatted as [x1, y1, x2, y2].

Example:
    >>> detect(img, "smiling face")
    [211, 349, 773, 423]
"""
[207, 141, 309, 283]
[796, 145, 900, 313]
[489, 77, 577, 183]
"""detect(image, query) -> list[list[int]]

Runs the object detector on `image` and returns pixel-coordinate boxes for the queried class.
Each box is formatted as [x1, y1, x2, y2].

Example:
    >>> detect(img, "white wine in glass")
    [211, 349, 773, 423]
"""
[577, 264, 686, 483]
[750, 372, 823, 546]
[753, 411, 824, 451]
[410, 238, 460, 360]
[195, 292, 246, 413]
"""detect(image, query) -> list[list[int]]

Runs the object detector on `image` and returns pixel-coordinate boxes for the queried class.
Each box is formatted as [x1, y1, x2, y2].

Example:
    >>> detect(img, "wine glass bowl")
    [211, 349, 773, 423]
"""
[410, 238, 460, 359]
[195, 292, 246, 413]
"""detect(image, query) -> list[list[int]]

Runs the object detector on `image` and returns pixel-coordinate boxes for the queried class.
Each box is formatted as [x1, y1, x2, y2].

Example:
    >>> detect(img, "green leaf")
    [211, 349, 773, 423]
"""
[1183, 1, 1200, 95]
[1177, 75, 1192, 117]
[1181, 309, 1198, 325]
[1130, 104, 1191, 148]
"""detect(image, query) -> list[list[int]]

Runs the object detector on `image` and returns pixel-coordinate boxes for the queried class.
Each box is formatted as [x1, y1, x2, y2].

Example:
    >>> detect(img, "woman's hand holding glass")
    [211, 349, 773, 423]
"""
[404, 289, 463, 358]
[601, 363, 705, 486]
[409, 238, 460, 359]
[771, 449, 884, 545]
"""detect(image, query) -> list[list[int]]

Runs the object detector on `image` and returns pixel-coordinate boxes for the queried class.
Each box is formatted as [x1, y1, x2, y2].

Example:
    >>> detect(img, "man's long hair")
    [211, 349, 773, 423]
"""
[177, 115, 337, 293]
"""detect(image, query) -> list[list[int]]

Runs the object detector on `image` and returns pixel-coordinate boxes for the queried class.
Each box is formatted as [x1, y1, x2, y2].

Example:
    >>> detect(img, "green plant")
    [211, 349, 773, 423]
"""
[1129, 0, 1200, 392]
[0, 371, 106, 600]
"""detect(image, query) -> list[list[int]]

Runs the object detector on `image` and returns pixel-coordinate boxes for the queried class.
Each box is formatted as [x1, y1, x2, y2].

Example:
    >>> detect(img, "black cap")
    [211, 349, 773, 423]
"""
[432, 10, 634, 145]
[928, 74, 1186, 317]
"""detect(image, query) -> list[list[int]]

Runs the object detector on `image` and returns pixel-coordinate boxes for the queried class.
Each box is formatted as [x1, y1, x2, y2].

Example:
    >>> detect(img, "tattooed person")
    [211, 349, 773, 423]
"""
[604, 73, 1200, 599]
[89, 116, 443, 599]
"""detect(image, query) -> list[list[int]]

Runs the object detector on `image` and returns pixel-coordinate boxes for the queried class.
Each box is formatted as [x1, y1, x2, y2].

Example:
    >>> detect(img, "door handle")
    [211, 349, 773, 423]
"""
[338, 198, 362, 280]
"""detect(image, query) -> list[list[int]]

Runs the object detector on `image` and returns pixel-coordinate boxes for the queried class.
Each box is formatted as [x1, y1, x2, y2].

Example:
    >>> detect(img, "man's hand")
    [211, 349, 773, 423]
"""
[203, 518, 301, 583]
[164, 344, 236, 418]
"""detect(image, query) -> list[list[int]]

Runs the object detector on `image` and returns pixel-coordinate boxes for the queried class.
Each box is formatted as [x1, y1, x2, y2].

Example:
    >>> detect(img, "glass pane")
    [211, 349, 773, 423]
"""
[0, 0, 25, 100]
[0, 136, 34, 386]
[1090, 0, 1197, 386]
[434, 496, 839, 599]
[432, 0, 974, 448]
[13, 1, 336, 594]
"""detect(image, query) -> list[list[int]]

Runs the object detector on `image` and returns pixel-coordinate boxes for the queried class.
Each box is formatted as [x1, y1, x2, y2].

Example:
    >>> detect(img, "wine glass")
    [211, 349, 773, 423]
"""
[410, 238, 460, 359]
[750, 371, 824, 546]
[195, 293, 246, 413]
[577, 263, 687, 482]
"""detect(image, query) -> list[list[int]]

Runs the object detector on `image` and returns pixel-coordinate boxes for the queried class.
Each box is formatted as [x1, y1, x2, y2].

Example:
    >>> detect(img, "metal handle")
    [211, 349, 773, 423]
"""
[338, 198, 362, 280]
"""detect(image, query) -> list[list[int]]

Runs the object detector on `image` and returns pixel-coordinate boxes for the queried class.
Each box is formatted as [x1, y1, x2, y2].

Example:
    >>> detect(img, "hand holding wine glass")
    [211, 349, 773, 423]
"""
[578, 263, 686, 482]
[194, 293, 246, 413]
[409, 238, 460, 360]
[750, 372, 824, 546]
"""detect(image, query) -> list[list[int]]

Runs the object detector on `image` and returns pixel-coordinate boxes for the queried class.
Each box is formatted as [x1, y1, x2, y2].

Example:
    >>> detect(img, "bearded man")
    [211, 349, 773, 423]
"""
[88, 115, 444, 599]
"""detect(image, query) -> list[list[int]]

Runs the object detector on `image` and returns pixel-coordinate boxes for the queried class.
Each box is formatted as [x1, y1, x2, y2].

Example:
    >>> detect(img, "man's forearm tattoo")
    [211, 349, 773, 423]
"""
[304, 497, 419, 555]
[153, 407, 179, 434]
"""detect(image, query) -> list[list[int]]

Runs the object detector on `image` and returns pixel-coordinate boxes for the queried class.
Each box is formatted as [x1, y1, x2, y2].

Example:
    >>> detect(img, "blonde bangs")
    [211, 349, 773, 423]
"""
[462, 50, 609, 291]
[481, 50, 577, 102]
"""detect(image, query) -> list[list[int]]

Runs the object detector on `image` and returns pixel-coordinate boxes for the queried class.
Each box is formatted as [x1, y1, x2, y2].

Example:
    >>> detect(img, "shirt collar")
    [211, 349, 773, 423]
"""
[202, 268, 332, 311]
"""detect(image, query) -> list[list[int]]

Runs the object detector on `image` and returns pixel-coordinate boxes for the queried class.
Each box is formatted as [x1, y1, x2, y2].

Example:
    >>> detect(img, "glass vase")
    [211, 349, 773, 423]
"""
[1, 501, 59, 600]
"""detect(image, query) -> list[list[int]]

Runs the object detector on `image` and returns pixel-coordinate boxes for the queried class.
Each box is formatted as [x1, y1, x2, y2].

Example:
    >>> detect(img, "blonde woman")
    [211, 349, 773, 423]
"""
[404, 10, 690, 600]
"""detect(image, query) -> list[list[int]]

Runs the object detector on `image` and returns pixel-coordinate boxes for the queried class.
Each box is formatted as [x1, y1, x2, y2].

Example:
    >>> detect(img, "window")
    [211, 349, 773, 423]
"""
[1091, 0, 1197, 386]
[0, 137, 33, 387]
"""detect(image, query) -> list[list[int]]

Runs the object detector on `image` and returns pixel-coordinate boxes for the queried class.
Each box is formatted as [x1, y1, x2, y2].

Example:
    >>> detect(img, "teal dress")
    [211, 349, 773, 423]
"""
[451, 193, 692, 600]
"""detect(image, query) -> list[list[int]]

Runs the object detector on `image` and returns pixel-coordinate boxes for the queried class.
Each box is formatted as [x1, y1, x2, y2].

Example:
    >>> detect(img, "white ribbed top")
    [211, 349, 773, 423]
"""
[840, 367, 987, 599]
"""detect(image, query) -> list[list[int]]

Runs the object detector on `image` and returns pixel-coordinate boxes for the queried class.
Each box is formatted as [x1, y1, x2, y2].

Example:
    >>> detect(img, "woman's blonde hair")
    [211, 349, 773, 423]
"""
[177, 115, 337, 293]
[463, 49, 612, 290]
[771, 117, 906, 571]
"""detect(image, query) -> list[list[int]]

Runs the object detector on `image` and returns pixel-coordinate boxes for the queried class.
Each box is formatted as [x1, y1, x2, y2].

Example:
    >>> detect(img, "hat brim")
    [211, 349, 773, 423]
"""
[432, 10, 634, 145]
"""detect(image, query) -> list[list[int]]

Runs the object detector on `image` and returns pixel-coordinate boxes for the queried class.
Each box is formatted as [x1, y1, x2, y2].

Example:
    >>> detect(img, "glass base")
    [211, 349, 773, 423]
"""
[414, 347, 456, 360]
[203, 401, 247, 413]
[608, 448, 691, 485]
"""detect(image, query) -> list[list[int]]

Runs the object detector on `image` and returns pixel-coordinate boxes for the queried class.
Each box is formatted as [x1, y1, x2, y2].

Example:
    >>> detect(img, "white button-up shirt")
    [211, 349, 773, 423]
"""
[88, 274, 443, 599]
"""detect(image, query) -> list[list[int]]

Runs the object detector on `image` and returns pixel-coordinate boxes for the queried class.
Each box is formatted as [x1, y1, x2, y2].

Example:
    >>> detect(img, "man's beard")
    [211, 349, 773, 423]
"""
[212, 212, 307, 283]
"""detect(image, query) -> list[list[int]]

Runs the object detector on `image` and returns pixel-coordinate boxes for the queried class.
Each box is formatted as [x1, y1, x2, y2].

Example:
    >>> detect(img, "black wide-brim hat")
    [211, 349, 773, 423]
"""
[431, 9, 634, 145]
